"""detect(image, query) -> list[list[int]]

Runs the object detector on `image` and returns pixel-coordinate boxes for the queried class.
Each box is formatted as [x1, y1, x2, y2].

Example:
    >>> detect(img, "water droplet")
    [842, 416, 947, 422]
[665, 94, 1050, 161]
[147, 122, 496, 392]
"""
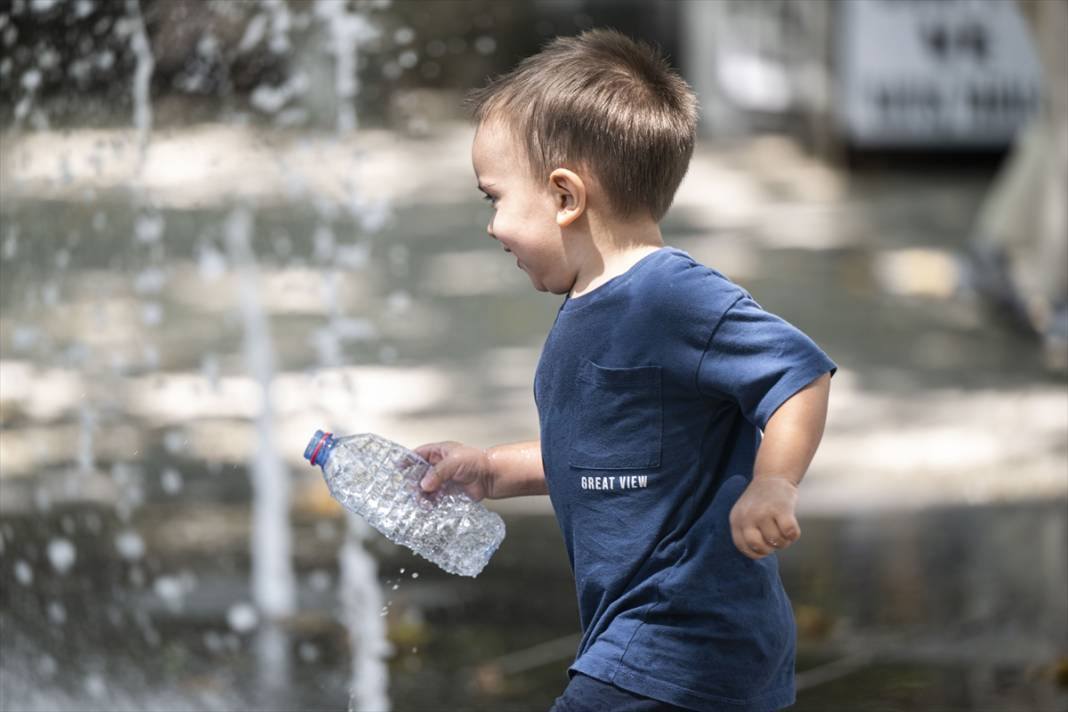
[227, 602, 259, 633]
[160, 467, 184, 495]
[411, 572, 419, 579]
[115, 529, 145, 561]
[251, 81, 296, 114]
[399, 568, 405, 574]
[196, 33, 219, 57]
[163, 429, 185, 454]
[21, 68, 42, 91]
[238, 14, 268, 53]
[391, 583, 399, 591]
[197, 243, 227, 281]
[41, 281, 60, 307]
[85, 674, 107, 698]
[74, 0, 94, 19]
[47, 538, 76, 575]
[47, 600, 66, 625]
[14, 560, 33, 586]
[95, 50, 114, 71]
[386, 290, 411, 313]
[154, 575, 184, 610]
[134, 213, 164, 244]
[411, 646, 418, 654]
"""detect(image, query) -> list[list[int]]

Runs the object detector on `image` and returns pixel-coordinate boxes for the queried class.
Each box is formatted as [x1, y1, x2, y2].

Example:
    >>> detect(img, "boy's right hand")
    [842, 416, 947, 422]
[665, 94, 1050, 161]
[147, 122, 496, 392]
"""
[413, 441, 494, 501]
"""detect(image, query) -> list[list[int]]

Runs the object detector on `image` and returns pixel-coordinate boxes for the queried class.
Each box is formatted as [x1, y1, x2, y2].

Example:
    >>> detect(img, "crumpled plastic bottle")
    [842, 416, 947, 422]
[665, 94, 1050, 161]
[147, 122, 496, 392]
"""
[304, 430, 505, 577]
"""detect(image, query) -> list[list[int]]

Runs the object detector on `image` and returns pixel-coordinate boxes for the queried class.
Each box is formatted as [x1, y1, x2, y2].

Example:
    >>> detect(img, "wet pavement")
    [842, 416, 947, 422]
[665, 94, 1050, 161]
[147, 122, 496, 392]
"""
[1, 123, 1066, 710]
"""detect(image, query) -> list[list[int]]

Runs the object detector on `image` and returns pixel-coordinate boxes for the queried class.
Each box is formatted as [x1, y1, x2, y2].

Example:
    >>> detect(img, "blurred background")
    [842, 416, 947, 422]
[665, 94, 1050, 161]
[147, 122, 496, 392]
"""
[0, 1, 1065, 710]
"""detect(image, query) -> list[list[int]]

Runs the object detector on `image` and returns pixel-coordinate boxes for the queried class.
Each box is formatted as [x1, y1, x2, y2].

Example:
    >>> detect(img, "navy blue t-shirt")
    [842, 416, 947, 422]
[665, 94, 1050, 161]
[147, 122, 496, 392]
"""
[534, 246, 837, 712]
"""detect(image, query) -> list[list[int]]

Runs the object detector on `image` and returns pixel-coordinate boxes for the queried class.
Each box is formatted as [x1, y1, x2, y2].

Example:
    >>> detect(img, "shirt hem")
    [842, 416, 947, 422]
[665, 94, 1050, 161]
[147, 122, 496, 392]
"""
[570, 656, 796, 712]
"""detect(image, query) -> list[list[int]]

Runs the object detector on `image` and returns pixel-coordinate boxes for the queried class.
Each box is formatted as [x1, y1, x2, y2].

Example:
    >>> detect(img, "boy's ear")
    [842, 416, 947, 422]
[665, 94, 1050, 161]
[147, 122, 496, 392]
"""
[548, 168, 586, 227]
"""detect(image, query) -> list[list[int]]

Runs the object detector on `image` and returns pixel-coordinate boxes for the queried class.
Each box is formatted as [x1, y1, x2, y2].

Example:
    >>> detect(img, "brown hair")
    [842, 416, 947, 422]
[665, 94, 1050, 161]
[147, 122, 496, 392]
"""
[464, 28, 699, 223]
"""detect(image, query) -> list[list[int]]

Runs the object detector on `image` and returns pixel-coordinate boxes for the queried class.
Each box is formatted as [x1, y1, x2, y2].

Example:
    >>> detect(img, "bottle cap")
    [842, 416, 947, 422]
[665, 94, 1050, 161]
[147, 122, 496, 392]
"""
[304, 430, 333, 467]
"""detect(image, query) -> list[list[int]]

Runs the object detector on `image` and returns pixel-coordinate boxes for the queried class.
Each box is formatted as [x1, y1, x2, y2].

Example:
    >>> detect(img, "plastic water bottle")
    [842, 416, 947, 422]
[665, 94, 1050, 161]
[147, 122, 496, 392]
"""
[304, 430, 506, 577]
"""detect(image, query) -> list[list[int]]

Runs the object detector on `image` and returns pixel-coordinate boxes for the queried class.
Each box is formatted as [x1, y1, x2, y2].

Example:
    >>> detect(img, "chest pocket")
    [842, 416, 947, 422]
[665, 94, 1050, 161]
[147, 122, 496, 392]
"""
[568, 359, 662, 470]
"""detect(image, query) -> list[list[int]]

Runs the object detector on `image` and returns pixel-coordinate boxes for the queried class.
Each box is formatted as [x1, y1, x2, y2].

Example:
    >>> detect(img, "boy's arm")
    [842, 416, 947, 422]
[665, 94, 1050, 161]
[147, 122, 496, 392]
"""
[415, 439, 547, 500]
[729, 372, 831, 560]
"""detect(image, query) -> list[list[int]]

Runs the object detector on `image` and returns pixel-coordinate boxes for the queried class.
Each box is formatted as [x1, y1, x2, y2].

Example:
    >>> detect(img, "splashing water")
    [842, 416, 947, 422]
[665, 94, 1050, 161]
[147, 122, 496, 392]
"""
[2, 1, 399, 708]
[125, 0, 154, 175]
[341, 516, 391, 711]
[227, 603, 260, 634]
[226, 206, 297, 701]
[46, 538, 76, 575]
[115, 530, 145, 561]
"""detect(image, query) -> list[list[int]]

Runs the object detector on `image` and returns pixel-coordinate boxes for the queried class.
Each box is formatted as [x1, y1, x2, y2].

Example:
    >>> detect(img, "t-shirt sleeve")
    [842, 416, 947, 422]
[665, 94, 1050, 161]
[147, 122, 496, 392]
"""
[696, 294, 837, 430]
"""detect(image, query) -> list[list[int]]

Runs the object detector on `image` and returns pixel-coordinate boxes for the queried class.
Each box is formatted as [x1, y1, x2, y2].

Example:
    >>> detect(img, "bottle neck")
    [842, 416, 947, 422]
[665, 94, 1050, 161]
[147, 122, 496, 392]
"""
[307, 432, 338, 469]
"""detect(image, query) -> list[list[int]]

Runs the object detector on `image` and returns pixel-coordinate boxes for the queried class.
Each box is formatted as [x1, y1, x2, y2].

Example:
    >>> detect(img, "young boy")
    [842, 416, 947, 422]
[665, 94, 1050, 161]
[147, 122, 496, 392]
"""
[416, 29, 834, 712]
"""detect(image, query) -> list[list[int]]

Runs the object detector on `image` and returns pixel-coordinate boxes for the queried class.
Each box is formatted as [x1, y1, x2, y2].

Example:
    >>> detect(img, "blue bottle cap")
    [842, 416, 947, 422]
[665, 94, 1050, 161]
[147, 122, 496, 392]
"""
[304, 430, 333, 467]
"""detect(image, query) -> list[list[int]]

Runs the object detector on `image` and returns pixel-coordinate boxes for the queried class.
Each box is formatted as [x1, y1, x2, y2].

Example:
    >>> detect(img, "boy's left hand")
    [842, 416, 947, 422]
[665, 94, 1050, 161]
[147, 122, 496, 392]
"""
[729, 477, 801, 560]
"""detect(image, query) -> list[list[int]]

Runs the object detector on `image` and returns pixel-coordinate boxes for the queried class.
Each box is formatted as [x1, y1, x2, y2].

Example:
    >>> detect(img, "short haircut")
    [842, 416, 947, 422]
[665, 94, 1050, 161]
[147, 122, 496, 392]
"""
[465, 28, 699, 223]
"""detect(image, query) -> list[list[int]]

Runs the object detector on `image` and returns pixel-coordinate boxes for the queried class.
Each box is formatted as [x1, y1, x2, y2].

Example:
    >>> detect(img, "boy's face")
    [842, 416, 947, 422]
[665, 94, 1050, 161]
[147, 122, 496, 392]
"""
[471, 120, 576, 294]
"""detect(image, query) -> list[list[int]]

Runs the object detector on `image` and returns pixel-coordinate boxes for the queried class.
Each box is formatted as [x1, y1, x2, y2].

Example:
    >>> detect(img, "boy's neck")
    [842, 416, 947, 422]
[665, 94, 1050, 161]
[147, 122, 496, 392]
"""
[569, 220, 665, 299]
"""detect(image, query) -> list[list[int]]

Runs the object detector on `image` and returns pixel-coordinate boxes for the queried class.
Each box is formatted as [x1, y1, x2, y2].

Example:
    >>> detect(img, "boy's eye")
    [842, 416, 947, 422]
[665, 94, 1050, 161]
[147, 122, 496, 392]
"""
[481, 194, 497, 206]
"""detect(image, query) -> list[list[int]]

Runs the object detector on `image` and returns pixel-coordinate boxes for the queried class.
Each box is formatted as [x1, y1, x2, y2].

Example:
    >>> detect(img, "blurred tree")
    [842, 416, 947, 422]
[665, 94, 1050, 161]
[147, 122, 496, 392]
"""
[970, 0, 1068, 371]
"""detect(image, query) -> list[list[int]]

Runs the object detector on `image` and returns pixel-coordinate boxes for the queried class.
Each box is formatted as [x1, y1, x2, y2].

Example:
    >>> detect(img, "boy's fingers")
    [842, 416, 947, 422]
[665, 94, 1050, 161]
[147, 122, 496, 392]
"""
[757, 520, 785, 551]
[740, 527, 770, 559]
[419, 452, 472, 492]
[774, 514, 801, 544]
[419, 465, 445, 492]
[413, 442, 449, 463]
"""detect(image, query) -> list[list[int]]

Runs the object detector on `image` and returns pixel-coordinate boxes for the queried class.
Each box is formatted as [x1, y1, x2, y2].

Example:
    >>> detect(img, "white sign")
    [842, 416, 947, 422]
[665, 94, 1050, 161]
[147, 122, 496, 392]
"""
[838, 0, 1043, 147]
